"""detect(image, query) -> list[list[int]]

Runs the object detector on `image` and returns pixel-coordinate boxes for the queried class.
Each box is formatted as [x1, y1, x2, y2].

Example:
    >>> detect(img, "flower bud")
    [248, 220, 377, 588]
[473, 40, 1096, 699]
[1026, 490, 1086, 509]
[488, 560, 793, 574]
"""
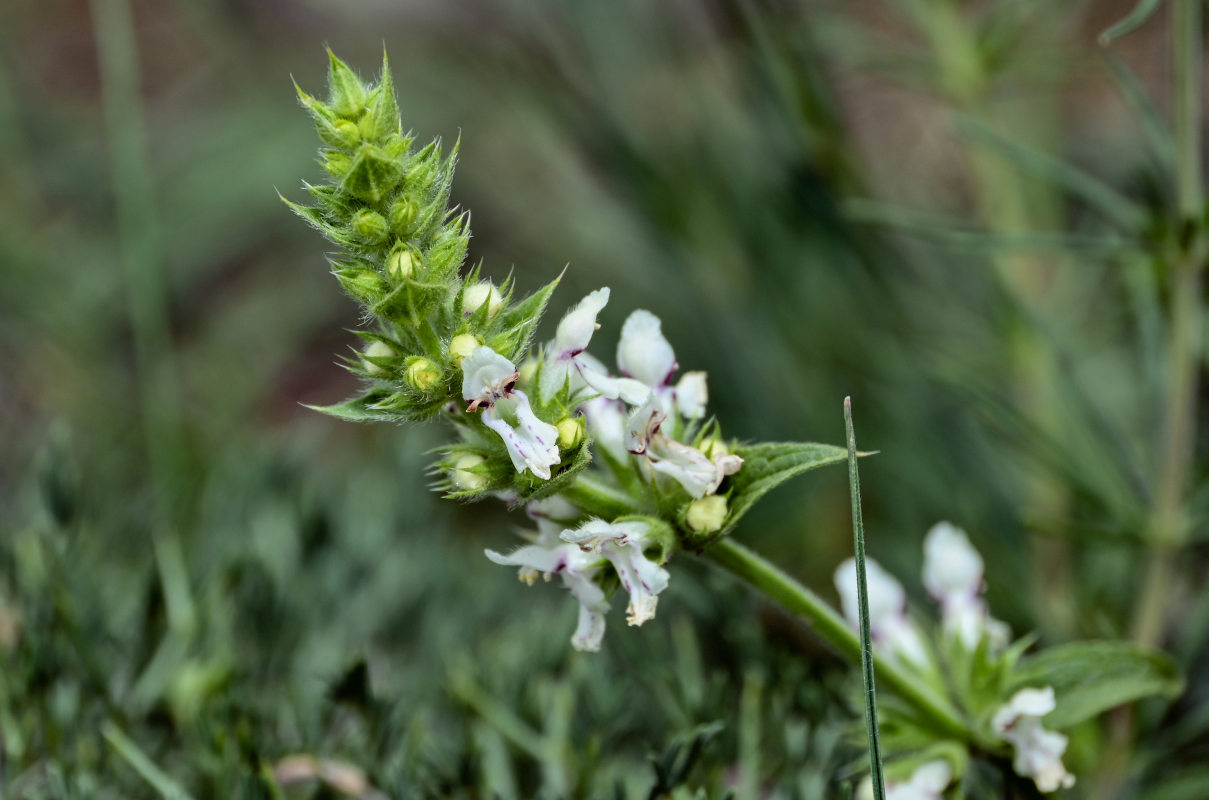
[335, 267, 385, 304]
[389, 196, 418, 234]
[448, 333, 482, 365]
[362, 340, 394, 376]
[405, 356, 442, 392]
[322, 151, 353, 178]
[517, 358, 538, 388]
[334, 120, 360, 147]
[685, 495, 728, 534]
[462, 281, 504, 319]
[352, 209, 388, 245]
[556, 416, 585, 449]
[451, 453, 488, 491]
[387, 248, 415, 280]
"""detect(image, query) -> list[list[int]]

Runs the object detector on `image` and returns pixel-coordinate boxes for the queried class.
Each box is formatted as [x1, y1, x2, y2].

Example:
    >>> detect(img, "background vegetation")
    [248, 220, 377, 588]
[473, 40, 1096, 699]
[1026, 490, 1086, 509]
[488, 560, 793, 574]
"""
[1, 0, 1205, 796]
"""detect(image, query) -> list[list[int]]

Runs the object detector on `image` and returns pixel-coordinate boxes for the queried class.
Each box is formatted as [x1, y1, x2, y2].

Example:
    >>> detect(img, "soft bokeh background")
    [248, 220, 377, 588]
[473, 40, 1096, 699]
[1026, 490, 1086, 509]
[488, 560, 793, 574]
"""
[2, 0, 1206, 796]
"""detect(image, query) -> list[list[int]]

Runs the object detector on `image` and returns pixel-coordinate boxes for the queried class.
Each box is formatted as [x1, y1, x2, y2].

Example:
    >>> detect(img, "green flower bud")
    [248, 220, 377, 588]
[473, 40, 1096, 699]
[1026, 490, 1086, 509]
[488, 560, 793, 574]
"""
[362, 340, 394, 376]
[352, 209, 389, 245]
[556, 416, 585, 449]
[451, 453, 488, 491]
[685, 495, 728, 535]
[334, 120, 360, 147]
[701, 437, 730, 460]
[449, 333, 482, 365]
[335, 267, 385, 304]
[405, 356, 442, 392]
[387, 248, 415, 280]
[462, 281, 504, 319]
[389, 196, 418, 234]
[323, 151, 354, 178]
[517, 358, 538, 388]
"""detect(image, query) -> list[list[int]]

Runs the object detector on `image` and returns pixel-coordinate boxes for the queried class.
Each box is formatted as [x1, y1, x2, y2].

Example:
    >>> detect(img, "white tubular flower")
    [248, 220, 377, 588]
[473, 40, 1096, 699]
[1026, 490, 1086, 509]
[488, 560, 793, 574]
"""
[625, 395, 742, 499]
[992, 687, 1076, 793]
[485, 541, 610, 651]
[561, 519, 670, 626]
[462, 347, 560, 480]
[539, 288, 650, 405]
[923, 522, 1010, 650]
[859, 760, 952, 800]
[834, 558, 930, 668]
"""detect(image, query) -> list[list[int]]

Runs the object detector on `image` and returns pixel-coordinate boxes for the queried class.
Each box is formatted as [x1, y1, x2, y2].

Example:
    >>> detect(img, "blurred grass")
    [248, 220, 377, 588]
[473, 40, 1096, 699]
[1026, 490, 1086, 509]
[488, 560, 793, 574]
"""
[2, 0, 1208, 796]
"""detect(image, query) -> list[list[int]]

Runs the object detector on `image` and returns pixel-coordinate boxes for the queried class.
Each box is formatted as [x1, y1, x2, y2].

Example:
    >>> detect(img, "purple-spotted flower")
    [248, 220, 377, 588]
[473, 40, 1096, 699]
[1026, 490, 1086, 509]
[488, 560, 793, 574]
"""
[485, 534, 610, 652]
[462, 346, 560, 480]
[560, 519, 670, 626]
[922, 522, 1009, 650]
[625, 394, 742, 499]
[539, 288, 650, 406]
[991, 687, 1076, 792]
[834, 557, 931, 668]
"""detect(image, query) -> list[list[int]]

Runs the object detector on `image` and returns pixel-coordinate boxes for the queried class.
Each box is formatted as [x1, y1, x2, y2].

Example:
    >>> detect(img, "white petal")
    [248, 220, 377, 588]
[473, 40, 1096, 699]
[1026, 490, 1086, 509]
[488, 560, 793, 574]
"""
[625, 395, 665, 455]
[554, 288, 610, 354]
[462, 346, 517, 403]
[485, 544, 566, 575]
[648, 436, 718, 499]
[908, 760, 952, 794]
[576, 359, 652, 406]
[482, 393, 560, 480]
[674, 371, 709, 419]
[992, 689, 1075, 793]
[571, 602, 607, 651]
[993, 687, 1057, 731]
[582, 397, 628, 463]
[922, 522, 984, 602]
[617, 310, 677, 387]
[537, 357, 576, 403]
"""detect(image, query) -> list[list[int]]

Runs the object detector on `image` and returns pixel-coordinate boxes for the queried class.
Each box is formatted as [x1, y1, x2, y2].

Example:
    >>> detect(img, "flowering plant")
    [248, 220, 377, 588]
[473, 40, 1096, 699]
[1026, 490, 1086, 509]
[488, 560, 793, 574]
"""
[288, 51, 1185, 797]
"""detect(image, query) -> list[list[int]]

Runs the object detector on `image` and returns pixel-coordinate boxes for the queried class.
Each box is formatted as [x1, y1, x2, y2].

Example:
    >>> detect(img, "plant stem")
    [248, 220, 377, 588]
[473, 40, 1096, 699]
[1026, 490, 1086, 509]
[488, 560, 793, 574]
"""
[845, 398, 886, 799]
[1132, 0, 1204, 652]
[704, 537, 973, 744]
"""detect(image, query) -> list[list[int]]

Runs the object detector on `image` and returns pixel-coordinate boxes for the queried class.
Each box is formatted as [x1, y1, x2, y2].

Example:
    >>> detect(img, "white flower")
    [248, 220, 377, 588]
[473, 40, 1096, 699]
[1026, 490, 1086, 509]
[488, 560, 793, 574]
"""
[616, 310, 710, 420]
[923, 522, 1010, 650]
[561, 519, 669, 626]
[624, 395, 742, 499]
[859, 760, 952, 800]
[485, 539, 610, 651]
[526, 495, 581, 539]
[992, 687, 1075, 793]
[539, 288, 650, 405]
[462, 346, 561, 480]
[834, 558, 930, 668]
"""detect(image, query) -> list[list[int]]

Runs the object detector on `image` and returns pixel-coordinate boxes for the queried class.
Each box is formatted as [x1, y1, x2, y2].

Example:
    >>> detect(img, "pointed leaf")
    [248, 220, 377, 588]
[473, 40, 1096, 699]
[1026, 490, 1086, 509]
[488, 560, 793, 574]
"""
[724, 442, 848, 533]
[1008, 641, 1184, 728]
[326, 49, 367, 117]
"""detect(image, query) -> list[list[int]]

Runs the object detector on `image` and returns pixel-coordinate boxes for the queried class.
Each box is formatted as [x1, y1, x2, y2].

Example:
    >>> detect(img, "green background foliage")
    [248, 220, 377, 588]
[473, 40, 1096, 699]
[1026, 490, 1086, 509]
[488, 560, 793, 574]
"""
[1, 0, 1206, 797]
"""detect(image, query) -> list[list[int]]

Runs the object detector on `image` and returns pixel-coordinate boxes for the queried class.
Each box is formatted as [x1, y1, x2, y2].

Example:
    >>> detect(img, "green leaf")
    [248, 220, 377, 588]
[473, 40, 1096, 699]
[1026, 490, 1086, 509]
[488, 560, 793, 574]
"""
[326, 49, 367, 117]
[304, 391, 399, 423]
[1136, 767, 1209, 800]
[1099, 0, 1164, 45]
[491, 271, 563, 361]
[723, 441, 848, 534]
[1008, 641, 1184, 728]
[953, 115, 1149, 232]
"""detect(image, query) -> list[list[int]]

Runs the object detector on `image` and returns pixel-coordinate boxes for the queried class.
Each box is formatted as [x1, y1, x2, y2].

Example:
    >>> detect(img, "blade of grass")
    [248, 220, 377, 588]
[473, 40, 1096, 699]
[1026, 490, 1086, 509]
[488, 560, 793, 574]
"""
[102, 721, 196, 800]
[845, 397, 885, 800]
